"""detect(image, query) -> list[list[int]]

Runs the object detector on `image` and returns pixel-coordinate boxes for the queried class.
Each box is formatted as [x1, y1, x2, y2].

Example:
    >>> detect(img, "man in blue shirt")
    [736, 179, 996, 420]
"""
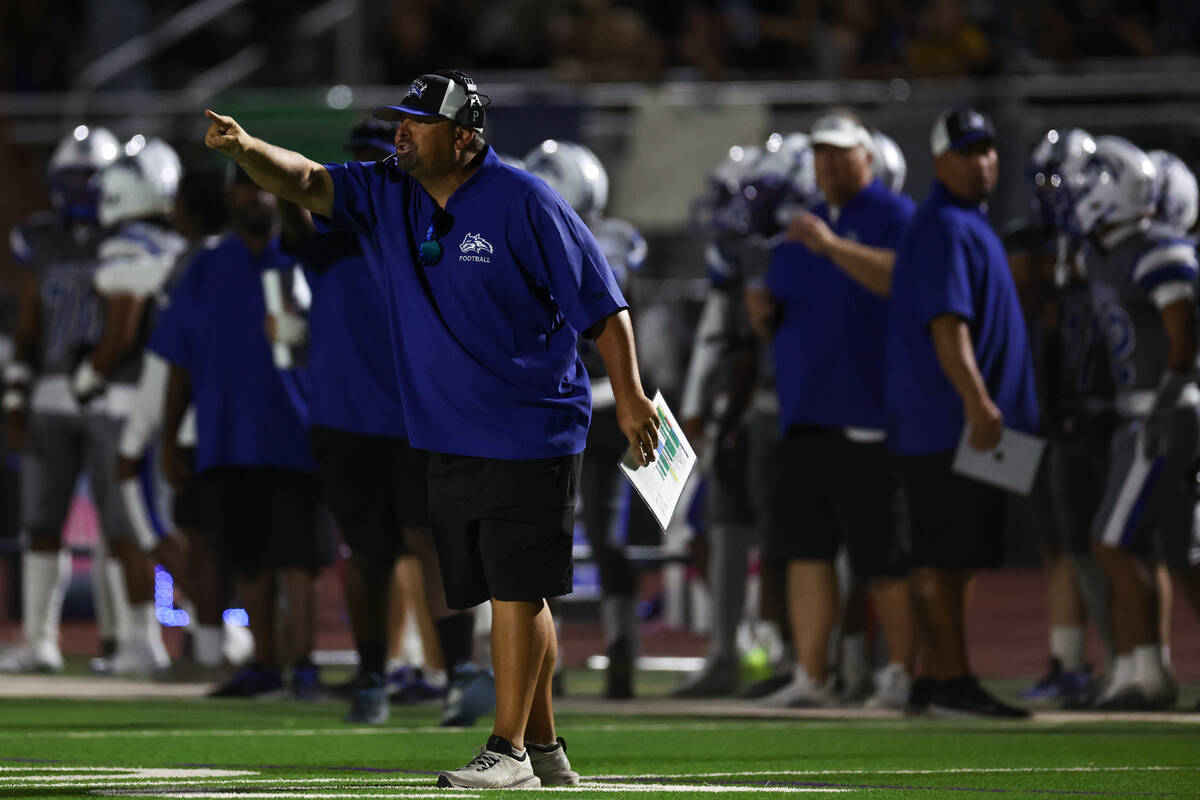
[275, 118, 477, 726]
[154, 167, 328, 700]
[746, 111, 916, 711]
[203, 69, 659, 789]
[886, 107, 1038, 717]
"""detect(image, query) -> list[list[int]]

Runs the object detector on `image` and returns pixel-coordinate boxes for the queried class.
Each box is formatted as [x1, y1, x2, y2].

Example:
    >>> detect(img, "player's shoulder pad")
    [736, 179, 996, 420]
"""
[1131, 225, 1198, 286]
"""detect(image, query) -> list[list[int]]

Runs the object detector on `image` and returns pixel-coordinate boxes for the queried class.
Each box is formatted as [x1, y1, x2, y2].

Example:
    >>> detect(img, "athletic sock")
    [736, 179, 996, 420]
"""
[435, 613, 474, 671]
[1132, 644, 1166, 687]
[841, 632, 869, 689]
[23, 550, 71, 645]
[104, 559, 133, 647]
[194, 624, 223, 667]
[1160, 643, 1172, 671]
[1109, 653, 1133, 688]
[423, 667, 448, 688]
[1049, 625, 1085, 672]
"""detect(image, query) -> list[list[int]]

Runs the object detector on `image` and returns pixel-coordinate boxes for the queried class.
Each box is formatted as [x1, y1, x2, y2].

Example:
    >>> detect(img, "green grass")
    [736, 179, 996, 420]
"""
[1, 673, 1199, 799]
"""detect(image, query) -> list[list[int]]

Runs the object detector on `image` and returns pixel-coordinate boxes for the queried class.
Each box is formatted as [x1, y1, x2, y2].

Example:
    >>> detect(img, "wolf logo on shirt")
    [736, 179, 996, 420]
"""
[459, 233, 493, 255]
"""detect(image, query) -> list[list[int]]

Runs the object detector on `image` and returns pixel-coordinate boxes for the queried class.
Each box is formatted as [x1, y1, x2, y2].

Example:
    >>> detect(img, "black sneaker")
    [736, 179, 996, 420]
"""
[207, 664, 284, 698]
[929, 675, 1030, 718]
[905, 676, 936, 714]
[737, 672, 793, 699]
[345, 671, 388, 724]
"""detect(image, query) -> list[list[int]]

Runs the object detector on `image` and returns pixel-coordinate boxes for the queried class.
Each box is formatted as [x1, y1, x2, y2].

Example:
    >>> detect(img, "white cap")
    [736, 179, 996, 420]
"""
[810, 114, 872, 150]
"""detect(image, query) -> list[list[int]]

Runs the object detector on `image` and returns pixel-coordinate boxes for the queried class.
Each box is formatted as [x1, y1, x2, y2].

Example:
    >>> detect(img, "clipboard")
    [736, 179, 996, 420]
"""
[951, 426, 1046, 496]
[618, 391, 697, 530]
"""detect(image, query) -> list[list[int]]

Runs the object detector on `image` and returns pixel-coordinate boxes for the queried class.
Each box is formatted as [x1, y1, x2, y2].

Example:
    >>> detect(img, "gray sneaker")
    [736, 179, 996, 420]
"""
[436, 735, 541, 789]
[528, 736, 580, 786]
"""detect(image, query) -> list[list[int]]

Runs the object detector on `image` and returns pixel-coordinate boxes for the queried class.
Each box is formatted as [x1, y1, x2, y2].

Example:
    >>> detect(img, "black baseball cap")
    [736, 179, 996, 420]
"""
[931, 107, 996, 156]
[373, 71, 487, 132]
[345, 118, 396, 154]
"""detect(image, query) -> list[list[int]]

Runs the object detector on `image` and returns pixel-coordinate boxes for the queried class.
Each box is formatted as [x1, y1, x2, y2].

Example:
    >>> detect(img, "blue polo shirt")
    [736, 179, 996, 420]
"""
[323, 147, 626, 459]
[148, 233, 316, 473]
[886, 181, 1038, 456]
[766, 179, 914, 430]
[296, 229, 407, 438]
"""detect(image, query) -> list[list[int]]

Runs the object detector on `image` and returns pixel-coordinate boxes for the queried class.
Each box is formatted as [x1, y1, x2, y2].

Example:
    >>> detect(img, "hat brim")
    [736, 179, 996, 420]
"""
[811, 131, 867, 149]
[949, 130, 995, 151]
[372, 105, 446, 122]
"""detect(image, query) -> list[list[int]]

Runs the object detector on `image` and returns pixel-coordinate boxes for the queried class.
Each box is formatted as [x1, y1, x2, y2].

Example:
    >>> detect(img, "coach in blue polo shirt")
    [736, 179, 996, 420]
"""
[886, 107, 1037, 718]
[202, 69, 659, 790]
[747, 110, 916, 711]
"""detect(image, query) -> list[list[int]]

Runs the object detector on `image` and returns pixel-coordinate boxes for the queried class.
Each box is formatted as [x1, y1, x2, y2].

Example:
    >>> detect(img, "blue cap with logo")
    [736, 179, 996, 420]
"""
[931, 107, 996, 156]
[373, 71, 487, 133]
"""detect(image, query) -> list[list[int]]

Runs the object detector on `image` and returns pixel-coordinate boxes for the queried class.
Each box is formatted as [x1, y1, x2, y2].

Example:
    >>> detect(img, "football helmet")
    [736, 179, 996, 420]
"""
[742, 132, 819, 236]
[98, 136, 183, 228]
[1148, 149, 1198, 234]
[1066, 135, 1157, 237]
[47, 125, 121, 223]
[698, 144, 762, 235]
[869, 130, 907, 193]
[1027, 127, 1095, 232]
[523, 139, 608, 219]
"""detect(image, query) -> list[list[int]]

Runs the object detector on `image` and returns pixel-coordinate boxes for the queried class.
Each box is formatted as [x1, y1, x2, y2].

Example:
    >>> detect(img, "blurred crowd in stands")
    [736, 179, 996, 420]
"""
[4, 0, 1200, 93]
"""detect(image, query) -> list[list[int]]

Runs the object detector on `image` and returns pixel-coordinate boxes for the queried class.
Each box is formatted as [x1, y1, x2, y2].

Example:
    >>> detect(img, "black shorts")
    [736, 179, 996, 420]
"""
[426, 451, 580, 610]
[309, 425, 428, 562]
[204, 466, 329, 577]
[901, 450, 1005, 571]
[1042, 431, 1112, 556]
[172, 472, 211, 531]
[768, 427, 910, 579]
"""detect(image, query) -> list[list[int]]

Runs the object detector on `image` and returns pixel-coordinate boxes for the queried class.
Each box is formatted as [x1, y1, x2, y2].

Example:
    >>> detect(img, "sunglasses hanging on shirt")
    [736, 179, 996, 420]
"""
[419, 207, 455, 266]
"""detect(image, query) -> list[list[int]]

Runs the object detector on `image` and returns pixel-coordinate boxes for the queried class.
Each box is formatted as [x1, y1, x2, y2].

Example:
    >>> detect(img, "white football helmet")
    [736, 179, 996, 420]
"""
[1148, 149, 1199, 234]
[1066, 136, 1157, 237]
[869, 130, 907, 193]
[691, 143, 763, 235]
[523, 140, 609, 219]
[745, 132, 819, 235]
[98, 136, 182, 228]
[47, 124, 121, 222]
[1027, 127, 1095, 231]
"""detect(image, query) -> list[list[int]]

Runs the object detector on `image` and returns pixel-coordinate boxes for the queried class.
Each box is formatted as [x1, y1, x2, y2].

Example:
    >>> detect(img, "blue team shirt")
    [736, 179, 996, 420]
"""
[324, 147, 626, 459]
[296, 229, 407, 438]
[886, 181, 1038, 456]
[148, 234, 316, 473]
[766, 179, 914, 430]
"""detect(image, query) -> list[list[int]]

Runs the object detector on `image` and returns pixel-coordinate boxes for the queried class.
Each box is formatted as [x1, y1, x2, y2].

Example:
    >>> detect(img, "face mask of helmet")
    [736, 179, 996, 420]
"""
[47, 125, 121, 223]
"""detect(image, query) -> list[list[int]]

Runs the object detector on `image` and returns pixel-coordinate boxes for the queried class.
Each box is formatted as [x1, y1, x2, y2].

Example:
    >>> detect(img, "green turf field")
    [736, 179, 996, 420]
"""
[2, 675, 1199, 799]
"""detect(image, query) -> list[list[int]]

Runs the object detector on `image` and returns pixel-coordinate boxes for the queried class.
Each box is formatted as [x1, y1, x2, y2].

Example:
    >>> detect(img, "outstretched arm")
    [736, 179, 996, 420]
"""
[204, 109, 334, 218]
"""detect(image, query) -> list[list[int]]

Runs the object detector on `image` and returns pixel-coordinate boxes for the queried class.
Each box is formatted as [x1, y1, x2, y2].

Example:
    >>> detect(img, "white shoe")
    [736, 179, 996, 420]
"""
[865, 664, 911, 710]
[758, 669, 837, 708]
[436, 736, 541, 789]
[528, 737, 580, 786]
[0, 640, 63, 673]
[111, 639, 170, 676]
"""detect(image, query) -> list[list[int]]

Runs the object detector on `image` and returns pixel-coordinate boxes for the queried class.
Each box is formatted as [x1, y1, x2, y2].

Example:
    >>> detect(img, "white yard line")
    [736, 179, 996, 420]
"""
[591, 765, 1200, 779]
